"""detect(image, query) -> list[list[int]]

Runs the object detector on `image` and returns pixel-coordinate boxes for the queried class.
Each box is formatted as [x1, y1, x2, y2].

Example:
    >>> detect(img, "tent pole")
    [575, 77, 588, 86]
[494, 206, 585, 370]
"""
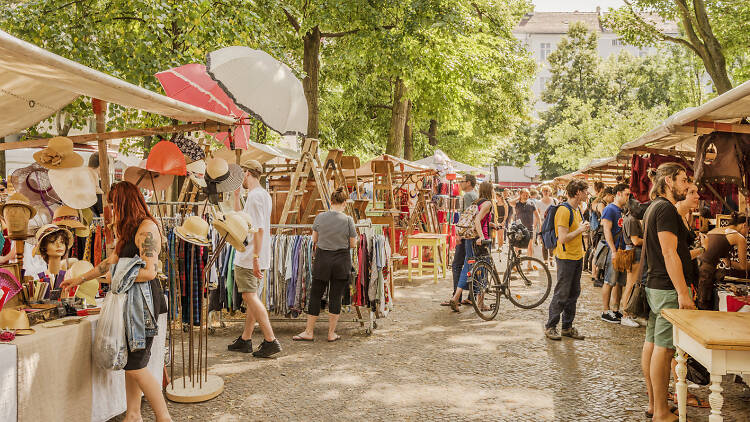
[93, 99, 114, 253]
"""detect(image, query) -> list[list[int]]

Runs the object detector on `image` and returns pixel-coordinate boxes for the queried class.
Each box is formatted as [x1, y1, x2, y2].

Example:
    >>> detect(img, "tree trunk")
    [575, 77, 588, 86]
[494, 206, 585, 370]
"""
[403, 100, 413, 160]
[386, 77, 408, 157]
[692, 0, 732, 94]
[427, 119, 438, 146]
[303, 26, 321, 138]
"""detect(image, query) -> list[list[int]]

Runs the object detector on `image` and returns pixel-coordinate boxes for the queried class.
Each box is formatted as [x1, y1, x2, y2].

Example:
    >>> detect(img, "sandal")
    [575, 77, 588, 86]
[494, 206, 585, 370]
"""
[327, 335, 341, 342]
[461, 299, 472, 305]
[670, 392, 710, 408]
[449, 300, 460, 313]
[292, 334, 314, 342]
[645, 406, 678, 418]
[440, 300, 452, 306]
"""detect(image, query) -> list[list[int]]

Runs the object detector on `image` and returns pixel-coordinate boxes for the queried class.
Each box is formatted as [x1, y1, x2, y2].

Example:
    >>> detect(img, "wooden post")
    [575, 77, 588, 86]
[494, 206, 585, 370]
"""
[92, 99, 113, 250]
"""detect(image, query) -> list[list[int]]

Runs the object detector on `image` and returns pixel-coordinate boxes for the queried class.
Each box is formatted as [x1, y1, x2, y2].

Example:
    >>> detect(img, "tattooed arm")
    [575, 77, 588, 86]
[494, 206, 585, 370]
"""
[134, 219, 162, 282]
[60, 253, 118, 288]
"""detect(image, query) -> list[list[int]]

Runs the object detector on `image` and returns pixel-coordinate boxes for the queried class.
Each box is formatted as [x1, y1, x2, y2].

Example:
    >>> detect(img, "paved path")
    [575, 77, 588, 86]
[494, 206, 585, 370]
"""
[114, 262, 750, 421]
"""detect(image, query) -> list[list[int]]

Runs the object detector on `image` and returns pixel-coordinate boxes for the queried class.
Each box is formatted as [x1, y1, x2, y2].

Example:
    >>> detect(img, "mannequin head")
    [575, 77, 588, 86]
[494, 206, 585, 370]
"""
[39, 230, 71, 263]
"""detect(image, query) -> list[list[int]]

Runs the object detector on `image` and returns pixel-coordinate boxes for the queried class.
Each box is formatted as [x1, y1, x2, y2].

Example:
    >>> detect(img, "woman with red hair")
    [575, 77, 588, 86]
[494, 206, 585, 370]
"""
[63, 181, 172, 422]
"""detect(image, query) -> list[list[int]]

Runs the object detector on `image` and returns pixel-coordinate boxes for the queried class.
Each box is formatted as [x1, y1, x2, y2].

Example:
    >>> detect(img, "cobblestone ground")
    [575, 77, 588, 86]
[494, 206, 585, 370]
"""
[114, 254, 750, 422]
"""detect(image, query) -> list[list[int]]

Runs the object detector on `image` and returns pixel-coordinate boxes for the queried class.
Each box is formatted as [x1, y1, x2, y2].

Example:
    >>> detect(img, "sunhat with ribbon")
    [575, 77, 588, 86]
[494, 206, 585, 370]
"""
[146, 140, 187, 176]
[32, 223, 73, 257]
[48, 167, 98, 209]
[52, 205, 86, 230]
[66, 261, 98, 305]
[11, 164, 61, 219]
[32, 137, 84, 170]
[171, 134, 205, 164]
[174, 216, 212, 247]
[0, 309, 35, 335]
[124, 160, 175, 192]
[213, 211, 257, 252]
[186, 159, 207, 188]
[204, 157, 243, 204]
[0, 192, 37, 219]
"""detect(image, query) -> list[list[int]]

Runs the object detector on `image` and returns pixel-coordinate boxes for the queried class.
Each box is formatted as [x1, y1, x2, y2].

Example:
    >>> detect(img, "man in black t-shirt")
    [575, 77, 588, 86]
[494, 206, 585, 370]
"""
[641, 163, 695, 422]
[508, 189, 539, 268]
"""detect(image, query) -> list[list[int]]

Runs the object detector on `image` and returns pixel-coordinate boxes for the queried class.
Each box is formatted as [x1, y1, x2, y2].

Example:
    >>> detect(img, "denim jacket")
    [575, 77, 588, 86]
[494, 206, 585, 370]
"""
[111, 256, 157, 351]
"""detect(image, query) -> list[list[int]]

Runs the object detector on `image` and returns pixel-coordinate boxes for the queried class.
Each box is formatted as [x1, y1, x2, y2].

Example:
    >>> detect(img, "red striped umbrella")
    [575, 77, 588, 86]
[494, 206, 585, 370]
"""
[155, 63, 249, 149]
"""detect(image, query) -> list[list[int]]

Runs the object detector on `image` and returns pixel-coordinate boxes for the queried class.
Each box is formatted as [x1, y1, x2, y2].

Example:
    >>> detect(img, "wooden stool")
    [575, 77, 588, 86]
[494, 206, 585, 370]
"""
[407, 233, 448, 284]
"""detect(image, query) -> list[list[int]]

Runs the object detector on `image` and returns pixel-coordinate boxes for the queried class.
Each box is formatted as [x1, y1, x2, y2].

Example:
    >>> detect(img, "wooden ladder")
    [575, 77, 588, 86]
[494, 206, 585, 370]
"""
[279, 138, 330, 225]
[300, 148, 348, 224]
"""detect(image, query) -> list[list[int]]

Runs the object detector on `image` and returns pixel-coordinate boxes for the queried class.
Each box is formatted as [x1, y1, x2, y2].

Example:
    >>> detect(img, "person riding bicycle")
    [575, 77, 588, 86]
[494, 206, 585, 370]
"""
[449, 181, 495, 312]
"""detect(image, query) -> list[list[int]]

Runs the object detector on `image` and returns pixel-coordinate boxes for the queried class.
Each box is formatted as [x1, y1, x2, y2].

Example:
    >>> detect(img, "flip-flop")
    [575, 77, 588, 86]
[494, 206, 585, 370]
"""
[327, 335, 341, 342]
[461, 299, 472, 305]
[440, 300, 452, 306]
[292, 335, 314, 342]
[670, 393, 710, 408]
[645, 406, 678, 418]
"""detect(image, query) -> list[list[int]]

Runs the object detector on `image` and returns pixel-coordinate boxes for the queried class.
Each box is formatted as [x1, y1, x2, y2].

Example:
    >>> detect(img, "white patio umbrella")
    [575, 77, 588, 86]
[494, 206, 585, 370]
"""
[206, 46, 308, 136]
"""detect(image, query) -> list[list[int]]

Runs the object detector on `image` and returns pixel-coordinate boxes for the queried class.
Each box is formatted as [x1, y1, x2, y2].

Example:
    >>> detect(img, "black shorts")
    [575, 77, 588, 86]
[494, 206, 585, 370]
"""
[124, 336, 154, 371]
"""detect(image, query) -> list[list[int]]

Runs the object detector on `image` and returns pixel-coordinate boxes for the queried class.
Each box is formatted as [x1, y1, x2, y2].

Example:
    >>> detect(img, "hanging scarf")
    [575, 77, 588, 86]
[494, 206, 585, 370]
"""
[204, 171, 230, 204]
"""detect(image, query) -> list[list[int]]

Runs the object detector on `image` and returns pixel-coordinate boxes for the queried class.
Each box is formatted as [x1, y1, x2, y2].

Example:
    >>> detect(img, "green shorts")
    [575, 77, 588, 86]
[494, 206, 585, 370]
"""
[234, 265, 263, 293]
[645, 287, 679, 349]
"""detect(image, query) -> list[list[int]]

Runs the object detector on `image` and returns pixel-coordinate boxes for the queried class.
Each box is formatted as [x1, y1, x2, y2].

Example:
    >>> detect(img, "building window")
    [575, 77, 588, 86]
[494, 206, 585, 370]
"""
[612, 38, 625, 46]
[540, 43, 551, 61]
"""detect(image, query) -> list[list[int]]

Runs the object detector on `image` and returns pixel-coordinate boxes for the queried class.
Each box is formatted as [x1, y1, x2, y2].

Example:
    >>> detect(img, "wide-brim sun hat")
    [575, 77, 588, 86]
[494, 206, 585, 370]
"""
[186, 159, 207, 188]
[124, 164, 175, 192]
[0, 309, 35, 335]
[32, 136, 84, 170]
[66, 260, 99, 305]
[212, 212, 255, 252]
[146, 140, 187, 176]
[204, 157, 243, 194]
[32, 223, 73, 257]
[174, 216, 212, 247]
[171, 134, 205, 164]
[52, 205, 86, 230]
[48, 167, 98, 209]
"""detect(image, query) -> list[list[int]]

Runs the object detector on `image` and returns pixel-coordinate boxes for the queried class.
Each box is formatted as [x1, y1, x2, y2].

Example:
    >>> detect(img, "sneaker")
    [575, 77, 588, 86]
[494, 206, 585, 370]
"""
[544, 326, 561, 341]
[620, 316, 640, 327]
[614, 310, 623, 319]
[601, 310, 621, 323]
[227, 336, 253, 353]
[593, 279, 603, 287]
[253, 339, 282, 358]
[561, 327, 585, 340]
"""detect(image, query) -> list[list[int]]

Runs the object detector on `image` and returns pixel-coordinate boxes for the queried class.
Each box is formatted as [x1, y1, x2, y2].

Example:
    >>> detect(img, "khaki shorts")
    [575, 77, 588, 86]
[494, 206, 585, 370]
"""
[645, 287, 679, 349]
[235, 265, 263, 293]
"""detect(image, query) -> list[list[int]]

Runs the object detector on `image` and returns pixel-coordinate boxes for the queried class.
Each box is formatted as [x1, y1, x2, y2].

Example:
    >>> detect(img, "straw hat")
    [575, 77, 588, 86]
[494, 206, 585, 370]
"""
[174, 216, 211, 247]
[213, 211, 257, 252]
[66, 261, 98, 305]
[11, 163, 62, 217]
[0, 192, 37, 219]
[124, 160, 174, 192]
[186, 159, 207, 188]
[146, 140, 187, 176]
[48, 167, 98, 209]
[52, 205, 86, 230]
[211, 147, 238, 164]
[32, 223, 73, 257]
[0, 309, 35, 335]
[204, 157, 243, 195]
[32, 137, 84, 170]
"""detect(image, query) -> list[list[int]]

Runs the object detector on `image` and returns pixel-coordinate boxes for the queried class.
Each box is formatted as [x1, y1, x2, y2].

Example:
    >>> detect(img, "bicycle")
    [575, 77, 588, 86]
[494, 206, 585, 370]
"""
[467, 222, 552, 321]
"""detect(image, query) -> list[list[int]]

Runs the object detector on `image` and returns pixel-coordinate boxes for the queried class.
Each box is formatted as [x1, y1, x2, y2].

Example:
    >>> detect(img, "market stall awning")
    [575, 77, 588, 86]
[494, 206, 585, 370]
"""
[621, 79, 750, 153]
[244, 140, 301, 164]
[413, 156, 485, 174]
[349, 154, 435, 178]
[0, 29, 235, 139]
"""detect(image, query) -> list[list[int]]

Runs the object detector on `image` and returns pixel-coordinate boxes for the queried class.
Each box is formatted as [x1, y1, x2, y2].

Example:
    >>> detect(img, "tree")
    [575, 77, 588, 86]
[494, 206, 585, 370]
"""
[602, 0, 750, 94]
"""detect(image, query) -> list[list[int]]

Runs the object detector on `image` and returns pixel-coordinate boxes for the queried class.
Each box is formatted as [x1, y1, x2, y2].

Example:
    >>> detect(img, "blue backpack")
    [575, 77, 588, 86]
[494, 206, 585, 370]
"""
[541, 202, 575, 251]
[589, 208, 601, 232]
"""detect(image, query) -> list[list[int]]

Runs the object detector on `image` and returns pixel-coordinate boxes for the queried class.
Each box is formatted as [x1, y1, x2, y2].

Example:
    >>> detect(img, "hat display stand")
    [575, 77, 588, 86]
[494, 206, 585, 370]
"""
[165, 232, 228, 403]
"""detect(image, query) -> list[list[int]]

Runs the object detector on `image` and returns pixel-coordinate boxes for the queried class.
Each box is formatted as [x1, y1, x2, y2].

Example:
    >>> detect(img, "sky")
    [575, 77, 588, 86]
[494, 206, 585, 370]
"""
[532, 0, 625, 12]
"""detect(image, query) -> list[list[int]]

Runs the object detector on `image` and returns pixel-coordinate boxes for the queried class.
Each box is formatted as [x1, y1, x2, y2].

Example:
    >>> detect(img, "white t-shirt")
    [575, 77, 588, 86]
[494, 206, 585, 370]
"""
[234, 187, 272, 270]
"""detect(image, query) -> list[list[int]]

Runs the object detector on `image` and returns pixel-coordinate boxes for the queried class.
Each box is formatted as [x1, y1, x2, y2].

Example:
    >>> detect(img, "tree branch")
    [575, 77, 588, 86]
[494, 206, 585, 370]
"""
[281, 7, 300, 32]
[622, 0, 701, 56]
[321, 25, 394, 39]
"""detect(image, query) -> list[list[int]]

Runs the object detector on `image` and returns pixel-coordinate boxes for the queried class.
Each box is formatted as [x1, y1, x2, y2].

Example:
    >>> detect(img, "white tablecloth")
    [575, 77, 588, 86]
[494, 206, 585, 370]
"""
[0, 313, 167, 422]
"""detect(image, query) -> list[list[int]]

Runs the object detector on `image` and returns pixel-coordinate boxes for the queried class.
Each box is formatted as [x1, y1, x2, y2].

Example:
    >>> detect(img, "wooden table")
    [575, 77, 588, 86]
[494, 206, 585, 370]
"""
[661, 309, 750, 422]
[407, 233, 447, 284]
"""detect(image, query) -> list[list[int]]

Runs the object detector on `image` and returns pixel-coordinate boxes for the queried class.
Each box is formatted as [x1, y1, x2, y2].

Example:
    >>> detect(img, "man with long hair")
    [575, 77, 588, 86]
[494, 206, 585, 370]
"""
[641, 163, 694, 422]
[228, 155, 282, 358]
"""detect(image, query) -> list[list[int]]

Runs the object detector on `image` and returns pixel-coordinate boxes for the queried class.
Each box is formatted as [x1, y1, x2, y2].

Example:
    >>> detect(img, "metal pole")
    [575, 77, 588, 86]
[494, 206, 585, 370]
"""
[200, 234, 228, 384]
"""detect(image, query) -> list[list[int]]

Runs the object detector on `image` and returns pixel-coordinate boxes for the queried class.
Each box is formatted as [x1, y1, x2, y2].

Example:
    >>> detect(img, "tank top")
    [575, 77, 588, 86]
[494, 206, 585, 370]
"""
[119, 230, 167, 316]
[701, 230, 736, 267]
[477, 199, 493, 238]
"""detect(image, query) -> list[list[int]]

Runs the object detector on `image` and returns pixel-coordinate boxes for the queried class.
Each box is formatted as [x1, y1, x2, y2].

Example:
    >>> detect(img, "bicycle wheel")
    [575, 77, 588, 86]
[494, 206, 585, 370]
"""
[506, 256, 552, 309]
[468, 260, 500, 321]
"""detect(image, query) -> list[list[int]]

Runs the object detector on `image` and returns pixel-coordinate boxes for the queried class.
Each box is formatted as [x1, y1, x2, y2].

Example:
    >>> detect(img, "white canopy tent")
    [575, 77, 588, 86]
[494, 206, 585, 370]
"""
[0, 29, 234, 140]
[413, 156, 484, 174]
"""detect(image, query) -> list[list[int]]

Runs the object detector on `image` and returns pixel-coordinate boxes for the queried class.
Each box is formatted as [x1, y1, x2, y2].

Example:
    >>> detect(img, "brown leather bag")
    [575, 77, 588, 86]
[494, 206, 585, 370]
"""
[611, 231, 635, 272]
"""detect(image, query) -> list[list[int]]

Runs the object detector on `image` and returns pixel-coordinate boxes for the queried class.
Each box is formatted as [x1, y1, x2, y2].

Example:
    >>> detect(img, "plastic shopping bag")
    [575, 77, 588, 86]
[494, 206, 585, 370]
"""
[93, 291, 128, 370]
